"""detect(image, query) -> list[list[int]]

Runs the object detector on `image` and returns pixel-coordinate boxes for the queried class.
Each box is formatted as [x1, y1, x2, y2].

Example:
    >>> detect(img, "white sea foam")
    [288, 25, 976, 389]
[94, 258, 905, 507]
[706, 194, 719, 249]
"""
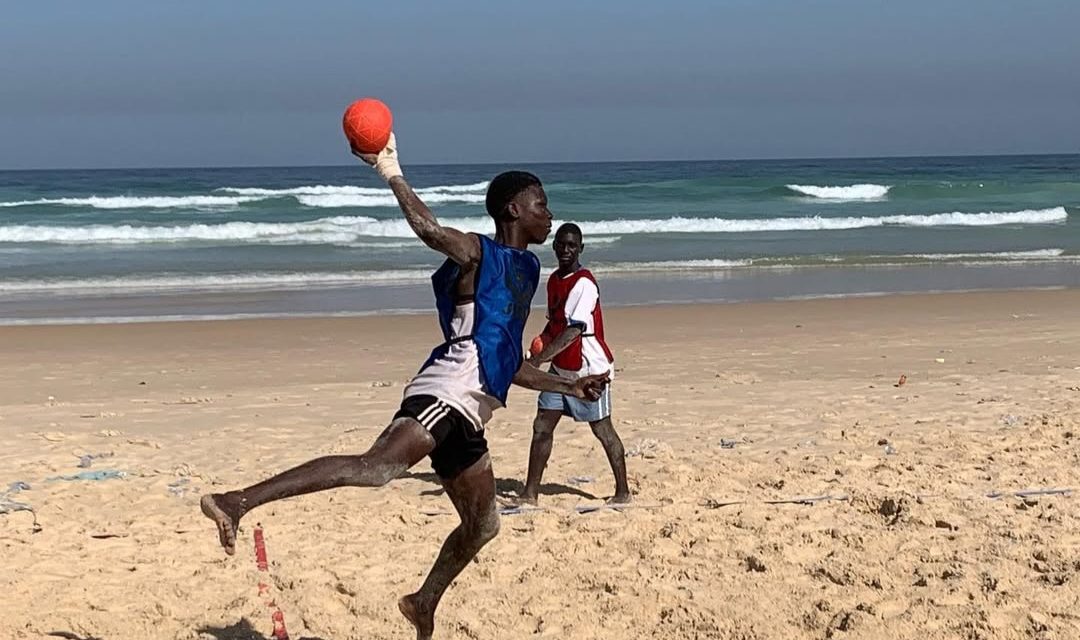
[0, 270, 434, 294]
[0, 216, 383, 244]
[579, 235, 621, 245]
[294, 192, 486, 208]
[777, 249, 1074, 267]
[576, 207, 1067, 234]
[0, 181, 490, 210]
[593, 259, 752, 272]
[911, 249, 1066, 261]
[218, 181, 489, 196]
[344, 235, 623, 249]
[594, 250, 1073, 273]
[0, 195, 264, 209]
[0, 208, 1065, 245]
[786, 184, 892, 200]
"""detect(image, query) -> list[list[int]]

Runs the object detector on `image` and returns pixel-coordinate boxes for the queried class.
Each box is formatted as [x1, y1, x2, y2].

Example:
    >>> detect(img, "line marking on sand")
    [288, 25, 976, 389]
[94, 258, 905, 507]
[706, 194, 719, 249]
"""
[253, 524, 290, 640]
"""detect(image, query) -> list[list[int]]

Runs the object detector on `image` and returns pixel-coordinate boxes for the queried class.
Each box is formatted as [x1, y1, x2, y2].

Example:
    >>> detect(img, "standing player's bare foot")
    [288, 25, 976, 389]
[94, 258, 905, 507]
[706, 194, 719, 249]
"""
[398, 593, 435, 640]
[516, 491, 539, 506]
[200, 493, 243, 555]
[608, 492, 632, 505]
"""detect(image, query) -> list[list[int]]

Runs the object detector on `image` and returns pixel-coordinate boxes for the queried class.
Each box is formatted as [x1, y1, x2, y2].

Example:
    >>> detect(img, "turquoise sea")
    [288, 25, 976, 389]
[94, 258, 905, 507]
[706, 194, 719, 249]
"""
[1, 155, 1078, 323]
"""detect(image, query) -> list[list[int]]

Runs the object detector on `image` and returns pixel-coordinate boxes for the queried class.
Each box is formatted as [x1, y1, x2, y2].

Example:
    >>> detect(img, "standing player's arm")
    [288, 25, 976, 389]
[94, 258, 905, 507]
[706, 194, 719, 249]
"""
[386, 177, 480, 266]
[513, 361, 608, 400]
[529, 277, 597, 365]
[355, 134, 480, 266]
[528, 325, 583, 366]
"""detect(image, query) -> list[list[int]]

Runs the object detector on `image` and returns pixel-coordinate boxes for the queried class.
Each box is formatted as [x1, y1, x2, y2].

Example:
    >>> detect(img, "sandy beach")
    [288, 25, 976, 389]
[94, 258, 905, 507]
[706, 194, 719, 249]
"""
[2, 289, 1078, 640]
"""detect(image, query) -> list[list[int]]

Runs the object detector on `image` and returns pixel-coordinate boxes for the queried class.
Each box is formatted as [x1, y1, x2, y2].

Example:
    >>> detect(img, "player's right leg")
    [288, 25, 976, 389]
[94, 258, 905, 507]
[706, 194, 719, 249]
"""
[399, 452, 499, 640]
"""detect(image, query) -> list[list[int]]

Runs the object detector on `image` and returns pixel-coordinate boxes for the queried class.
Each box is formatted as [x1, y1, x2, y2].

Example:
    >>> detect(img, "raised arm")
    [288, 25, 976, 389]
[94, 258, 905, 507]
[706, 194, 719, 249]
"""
[355, 134, 480, 266]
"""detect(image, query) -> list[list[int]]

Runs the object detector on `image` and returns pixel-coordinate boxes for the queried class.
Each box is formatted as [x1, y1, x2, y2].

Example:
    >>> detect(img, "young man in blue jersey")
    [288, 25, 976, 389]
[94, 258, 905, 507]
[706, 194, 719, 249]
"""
[200, 135, 609, 640]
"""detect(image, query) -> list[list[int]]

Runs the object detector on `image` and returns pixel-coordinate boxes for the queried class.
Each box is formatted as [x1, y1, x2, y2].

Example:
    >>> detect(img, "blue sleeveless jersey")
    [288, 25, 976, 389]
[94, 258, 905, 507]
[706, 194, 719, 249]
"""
[422, 235, 541, 404]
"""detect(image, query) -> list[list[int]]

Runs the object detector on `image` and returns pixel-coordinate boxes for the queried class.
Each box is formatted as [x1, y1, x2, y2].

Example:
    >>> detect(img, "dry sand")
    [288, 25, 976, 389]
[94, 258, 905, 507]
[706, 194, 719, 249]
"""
[1, 289, 1078, 640]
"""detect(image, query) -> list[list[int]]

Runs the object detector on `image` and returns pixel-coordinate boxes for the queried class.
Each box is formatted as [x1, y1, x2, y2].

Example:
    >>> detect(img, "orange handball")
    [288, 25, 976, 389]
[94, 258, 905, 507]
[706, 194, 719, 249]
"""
[529, 335, 548, 357]
[342, 98, 393, 154]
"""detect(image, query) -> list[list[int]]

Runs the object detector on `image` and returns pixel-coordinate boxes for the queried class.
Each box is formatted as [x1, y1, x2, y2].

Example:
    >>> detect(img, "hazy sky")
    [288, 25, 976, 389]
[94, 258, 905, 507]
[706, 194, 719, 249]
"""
[2, 1, 1078, 169]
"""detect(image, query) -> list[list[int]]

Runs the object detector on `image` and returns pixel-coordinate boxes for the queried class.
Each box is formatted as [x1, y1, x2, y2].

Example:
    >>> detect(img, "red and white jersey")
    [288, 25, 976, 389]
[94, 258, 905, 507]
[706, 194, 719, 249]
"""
[542, 267, 614, 379]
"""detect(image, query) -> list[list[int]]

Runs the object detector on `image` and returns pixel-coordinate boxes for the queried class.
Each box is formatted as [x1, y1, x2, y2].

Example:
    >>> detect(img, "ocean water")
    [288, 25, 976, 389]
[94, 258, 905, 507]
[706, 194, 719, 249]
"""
[1, 155, 1078, 324]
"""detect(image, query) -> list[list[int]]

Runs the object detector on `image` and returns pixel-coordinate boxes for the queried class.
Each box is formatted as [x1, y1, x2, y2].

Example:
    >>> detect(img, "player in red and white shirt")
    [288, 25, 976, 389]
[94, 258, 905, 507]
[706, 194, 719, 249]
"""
[520, 223, 630, 505]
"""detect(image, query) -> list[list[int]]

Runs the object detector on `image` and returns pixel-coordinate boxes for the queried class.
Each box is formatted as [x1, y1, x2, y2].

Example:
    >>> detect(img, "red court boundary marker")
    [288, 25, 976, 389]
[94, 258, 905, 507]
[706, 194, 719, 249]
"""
[253, 524, 290, 640]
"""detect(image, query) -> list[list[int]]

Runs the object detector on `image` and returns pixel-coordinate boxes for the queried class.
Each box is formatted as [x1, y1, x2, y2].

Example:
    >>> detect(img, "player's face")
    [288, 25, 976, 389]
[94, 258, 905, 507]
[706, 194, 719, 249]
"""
[553, 231, 583, 270]
[512, 185, 553, 245]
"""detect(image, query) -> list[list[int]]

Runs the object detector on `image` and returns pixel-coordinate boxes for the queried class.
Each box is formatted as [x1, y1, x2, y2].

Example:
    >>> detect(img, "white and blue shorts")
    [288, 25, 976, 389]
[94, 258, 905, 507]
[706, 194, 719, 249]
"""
[538, 384, 612, 423]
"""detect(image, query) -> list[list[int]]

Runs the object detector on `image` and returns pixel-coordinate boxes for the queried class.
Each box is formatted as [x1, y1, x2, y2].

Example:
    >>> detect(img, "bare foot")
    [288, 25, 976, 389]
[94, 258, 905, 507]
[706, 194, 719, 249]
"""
[608, 492, 633, 505]
[516, 492, 539, 506]
[398, 593, 434, 640]
[200, 493, 242, 555]
[497, 493, 537, 508]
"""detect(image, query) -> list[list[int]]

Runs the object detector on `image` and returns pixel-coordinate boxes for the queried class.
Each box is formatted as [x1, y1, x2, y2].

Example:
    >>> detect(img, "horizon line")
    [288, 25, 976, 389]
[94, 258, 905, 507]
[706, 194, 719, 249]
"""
[2, 150, 1078, 173]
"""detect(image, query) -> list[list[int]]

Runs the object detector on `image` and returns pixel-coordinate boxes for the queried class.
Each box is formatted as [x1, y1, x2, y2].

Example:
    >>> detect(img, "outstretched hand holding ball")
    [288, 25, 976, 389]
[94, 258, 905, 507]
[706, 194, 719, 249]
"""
[356, 133, 402, 182]
[343, 98, 400, 182]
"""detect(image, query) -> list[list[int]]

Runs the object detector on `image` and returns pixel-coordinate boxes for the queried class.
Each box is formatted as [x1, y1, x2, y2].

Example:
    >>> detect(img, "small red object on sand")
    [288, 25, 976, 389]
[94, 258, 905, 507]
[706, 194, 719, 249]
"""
[253, 525, 290, 640]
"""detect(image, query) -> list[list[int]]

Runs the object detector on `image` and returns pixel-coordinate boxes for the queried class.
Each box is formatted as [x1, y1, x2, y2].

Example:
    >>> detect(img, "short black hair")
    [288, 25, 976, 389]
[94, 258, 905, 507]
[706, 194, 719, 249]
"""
[485, 171, 542, 219]
[555, 222, 582, 241]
